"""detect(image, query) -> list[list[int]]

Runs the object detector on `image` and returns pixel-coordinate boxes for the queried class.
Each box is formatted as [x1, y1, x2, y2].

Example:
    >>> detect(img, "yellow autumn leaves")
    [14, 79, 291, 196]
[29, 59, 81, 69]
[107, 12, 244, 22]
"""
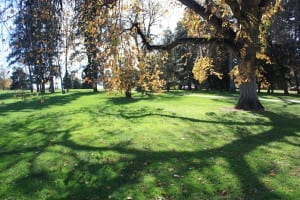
[106, 43, 165, 95]
[192, 53, 272, 86]
[192, 57, 223, 84]
[182, 9, 214, 38]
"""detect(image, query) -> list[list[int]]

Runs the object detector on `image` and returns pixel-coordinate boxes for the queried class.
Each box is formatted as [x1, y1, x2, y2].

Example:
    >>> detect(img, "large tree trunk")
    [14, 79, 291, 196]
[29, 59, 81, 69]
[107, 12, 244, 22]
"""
[235, 30, 264, 110]
[236, 75, 264, 110]
[235, 4, 265, 111]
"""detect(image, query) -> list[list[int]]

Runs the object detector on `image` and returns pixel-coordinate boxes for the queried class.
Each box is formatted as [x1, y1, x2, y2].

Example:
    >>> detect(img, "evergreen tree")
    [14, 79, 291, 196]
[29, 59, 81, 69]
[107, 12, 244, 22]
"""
[8, 0, 61, 94]
[267, 0, 300, 94]
[10, 67, 29, 90]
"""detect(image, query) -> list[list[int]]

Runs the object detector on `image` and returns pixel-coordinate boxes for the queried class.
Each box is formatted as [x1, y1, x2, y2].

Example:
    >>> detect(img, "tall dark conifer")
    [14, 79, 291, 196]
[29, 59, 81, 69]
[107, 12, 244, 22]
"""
[8, 0, 61, 94]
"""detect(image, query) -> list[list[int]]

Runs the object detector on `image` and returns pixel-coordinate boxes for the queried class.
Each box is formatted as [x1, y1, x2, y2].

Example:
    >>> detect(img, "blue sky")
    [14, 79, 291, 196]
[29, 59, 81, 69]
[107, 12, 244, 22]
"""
[0, 0, 16, 73]
[0, 28, 10, 71]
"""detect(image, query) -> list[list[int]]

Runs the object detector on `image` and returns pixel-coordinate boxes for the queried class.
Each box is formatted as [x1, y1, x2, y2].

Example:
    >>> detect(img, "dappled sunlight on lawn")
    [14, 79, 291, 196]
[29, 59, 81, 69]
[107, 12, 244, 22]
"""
[0, 92, 299, 199]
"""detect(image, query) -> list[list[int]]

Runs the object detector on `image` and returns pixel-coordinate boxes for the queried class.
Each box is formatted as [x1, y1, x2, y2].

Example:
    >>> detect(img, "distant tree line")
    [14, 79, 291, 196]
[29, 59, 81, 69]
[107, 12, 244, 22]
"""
[2, 0, 299, 109]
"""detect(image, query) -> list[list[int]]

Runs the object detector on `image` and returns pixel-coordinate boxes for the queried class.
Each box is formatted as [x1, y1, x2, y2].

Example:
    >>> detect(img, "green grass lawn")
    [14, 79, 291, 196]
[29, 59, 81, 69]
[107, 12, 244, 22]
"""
[0, 90, 299, 199]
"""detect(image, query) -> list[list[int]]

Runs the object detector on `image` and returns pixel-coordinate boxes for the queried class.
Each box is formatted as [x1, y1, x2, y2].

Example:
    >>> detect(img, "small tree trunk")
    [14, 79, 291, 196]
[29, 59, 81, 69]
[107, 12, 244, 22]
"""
[36, 83, 40, 93]
[178, 84, 182, 90]
[41, 83, 46, 94]
[49, 76, 55, 93]
[283, 79, 289, 95]
[236, 76, 264, 110]
[257, 82, 261, 93]
[28, 65, 33, 93]
[294, 71, 299, 94]
[93, 80, 98, 92]
[125, 89, 132, 98]
[188, 82, 192, 91]
[166, 82, 170, 92]
[267, 86, 271, 94]
[267, 84, 274, 94]
[92, 67, 98, 92]
[228, 50, 236, 92]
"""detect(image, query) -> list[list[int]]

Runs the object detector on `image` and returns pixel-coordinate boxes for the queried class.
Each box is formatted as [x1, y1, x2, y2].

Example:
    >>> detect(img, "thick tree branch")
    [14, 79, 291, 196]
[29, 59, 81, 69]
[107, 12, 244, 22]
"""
[177, 0, 223, 33]
[259, 0, 275, 7]
[176, 0, 236, 43]
[224, 0, 242, 19]
[131, 23, 237, 51]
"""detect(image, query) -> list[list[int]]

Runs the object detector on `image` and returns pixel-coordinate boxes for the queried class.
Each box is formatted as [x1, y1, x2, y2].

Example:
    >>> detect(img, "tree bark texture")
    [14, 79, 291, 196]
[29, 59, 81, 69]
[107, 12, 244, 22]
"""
[236, 75, 264, 110]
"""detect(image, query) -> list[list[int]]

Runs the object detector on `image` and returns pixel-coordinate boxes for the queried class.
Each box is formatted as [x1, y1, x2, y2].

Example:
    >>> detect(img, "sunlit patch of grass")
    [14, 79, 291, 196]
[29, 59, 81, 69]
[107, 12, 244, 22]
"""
[0, 90, 299, 199]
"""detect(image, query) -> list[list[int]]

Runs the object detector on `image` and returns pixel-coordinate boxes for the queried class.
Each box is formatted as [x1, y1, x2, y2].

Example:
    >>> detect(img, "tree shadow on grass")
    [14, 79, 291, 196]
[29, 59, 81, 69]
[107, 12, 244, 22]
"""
[276, 97, 300, 105]
[0, 91, 101, 116]
[67, 110, 298, 199]
[108, 96, 152, 105]
[0, 106, 299, 199]
[0, 91, 15, 101]
[107, 93, 184, 105]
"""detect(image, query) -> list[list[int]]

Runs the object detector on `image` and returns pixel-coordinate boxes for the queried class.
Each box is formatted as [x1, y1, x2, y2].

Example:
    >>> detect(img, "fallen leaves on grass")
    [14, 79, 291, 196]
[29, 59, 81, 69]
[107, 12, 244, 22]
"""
[269, 169, 276, 177]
